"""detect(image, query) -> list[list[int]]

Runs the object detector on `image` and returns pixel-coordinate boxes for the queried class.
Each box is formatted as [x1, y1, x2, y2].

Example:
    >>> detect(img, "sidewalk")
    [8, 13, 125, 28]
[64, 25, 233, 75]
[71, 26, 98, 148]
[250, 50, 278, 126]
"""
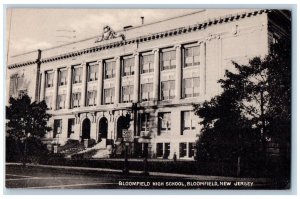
[6, 162, 271, 183]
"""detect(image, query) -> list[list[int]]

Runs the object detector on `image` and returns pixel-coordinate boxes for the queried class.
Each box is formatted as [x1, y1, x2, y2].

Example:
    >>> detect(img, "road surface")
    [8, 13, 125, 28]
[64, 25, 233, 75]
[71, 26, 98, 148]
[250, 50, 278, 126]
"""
[5, 164, 288, 189]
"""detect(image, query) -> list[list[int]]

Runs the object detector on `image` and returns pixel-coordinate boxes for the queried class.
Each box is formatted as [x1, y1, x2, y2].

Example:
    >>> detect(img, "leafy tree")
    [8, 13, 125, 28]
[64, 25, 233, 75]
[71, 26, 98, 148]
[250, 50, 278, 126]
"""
[6, 94, 52, 164]
[193, 37, 291, 177]
[265, 37, 291, 176]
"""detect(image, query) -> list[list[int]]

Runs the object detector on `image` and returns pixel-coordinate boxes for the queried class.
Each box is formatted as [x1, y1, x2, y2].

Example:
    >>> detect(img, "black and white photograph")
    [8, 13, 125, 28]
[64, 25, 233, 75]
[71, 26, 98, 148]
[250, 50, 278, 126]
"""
[4, 7, 292, 191]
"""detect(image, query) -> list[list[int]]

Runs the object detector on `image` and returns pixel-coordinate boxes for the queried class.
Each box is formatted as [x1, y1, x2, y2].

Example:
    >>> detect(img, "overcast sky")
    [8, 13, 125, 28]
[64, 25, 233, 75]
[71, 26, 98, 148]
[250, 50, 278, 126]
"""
[6, 8, 200, 57]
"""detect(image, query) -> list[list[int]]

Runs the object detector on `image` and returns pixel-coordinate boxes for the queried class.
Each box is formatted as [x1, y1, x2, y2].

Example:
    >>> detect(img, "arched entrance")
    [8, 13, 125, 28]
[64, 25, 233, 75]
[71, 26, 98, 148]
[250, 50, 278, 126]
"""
[117, 115, 130, 139]
[82, 118, 91, 140]
[98, 117, 108, 142]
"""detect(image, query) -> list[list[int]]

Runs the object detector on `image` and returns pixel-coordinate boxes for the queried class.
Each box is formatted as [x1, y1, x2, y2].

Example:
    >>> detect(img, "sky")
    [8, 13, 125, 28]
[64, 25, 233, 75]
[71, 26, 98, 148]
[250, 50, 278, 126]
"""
[6, 8, 201, 57]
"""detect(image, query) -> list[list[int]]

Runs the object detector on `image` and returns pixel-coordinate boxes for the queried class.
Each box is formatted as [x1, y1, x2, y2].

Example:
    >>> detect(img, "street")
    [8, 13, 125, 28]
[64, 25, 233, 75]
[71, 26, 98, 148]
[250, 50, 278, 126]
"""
[5, 164, 288, 189]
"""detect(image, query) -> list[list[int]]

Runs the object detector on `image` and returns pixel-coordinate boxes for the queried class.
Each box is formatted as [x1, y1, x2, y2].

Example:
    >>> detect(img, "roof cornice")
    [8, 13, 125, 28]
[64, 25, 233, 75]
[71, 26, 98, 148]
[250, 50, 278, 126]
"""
[8, 9, 269, 69]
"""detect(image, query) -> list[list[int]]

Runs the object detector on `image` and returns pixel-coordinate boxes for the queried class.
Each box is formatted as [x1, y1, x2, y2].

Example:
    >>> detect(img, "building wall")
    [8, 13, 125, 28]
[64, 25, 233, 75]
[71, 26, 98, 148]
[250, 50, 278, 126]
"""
[7, 9, 273, 159]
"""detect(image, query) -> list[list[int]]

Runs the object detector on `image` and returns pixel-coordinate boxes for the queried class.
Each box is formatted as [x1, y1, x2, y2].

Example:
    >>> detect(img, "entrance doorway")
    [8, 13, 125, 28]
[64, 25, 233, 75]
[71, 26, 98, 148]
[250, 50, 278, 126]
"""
[116, 115, 130, 139]
[98, 117, 108, 142]
[82, 118, 91, 140]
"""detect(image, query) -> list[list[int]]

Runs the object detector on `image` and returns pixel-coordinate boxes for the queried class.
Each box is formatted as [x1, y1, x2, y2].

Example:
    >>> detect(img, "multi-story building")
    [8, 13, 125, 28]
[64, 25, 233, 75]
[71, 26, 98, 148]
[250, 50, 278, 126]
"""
[6, 9, 290, 159]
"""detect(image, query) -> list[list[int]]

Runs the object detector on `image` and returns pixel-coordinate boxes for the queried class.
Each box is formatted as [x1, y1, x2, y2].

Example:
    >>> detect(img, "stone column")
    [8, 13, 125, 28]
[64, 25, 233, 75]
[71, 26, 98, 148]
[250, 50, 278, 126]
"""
[115, 57, 121, 104]
[153, 49, 160, 101]
[133, 52, 140, 103]
[175, 45, 182, 99]
[81, 62, 87, 107]
[97, 60, 104, 106]
[52, 69, 58, 110]
[39, 70, 45, 101]
[66, 66, 72, 109]
[200, 41, 206, 95]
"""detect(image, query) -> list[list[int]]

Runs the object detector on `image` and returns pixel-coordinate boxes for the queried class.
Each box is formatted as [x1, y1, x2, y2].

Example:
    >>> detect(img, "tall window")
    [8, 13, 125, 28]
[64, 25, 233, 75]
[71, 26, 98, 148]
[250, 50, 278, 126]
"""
[179, 143, 187, 158]
[88, 62, 98, 82]
[158, 112, 171, 135]
[140, 113, 150, 134]
[72, 92, 81, 108]
[164, 143, 170, 159]
[9, 74, 24, 97]
[179, 142, 195, 158]
[103, 87, 115, 104]
[141, 54, 154, 73]
[156, 143, 163, 157]
[45, 95, 53, 110]
[59, 69, 67, 86]
[121, 85, 134, 103]
[141, 83, 153, 101]
[104, 61, 116, 79]
[67, 118, 75, 138]
[182, 77, 200, 98]
[87, 90, 97, 106]
[57, 94, 66, 109]
[181, 111, 197, 134]
[160, 50, 176, 71]
[73, 67, 82, 84]
[156, 143, 170, 158]
[188, 142, 195, 158]
[122, 57, 134, 76]
[46, 71, 54, 88]
[53, 119, 62, 138]
[184, 46, 200, 67]
[161, 80, 175, 100]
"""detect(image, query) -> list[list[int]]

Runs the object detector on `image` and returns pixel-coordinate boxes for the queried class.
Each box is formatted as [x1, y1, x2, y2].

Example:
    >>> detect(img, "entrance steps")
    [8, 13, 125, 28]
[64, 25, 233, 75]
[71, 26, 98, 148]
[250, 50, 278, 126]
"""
[71, 139, 109, 159]
[77, 140, 106, 154]
[92, 148, 110, 158]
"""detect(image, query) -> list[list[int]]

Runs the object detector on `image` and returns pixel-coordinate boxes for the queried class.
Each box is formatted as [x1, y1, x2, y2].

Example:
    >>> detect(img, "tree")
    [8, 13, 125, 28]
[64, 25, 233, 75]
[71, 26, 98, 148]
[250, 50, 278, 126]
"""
[193, 37, 291, 177]
[6, 94, 52, 165]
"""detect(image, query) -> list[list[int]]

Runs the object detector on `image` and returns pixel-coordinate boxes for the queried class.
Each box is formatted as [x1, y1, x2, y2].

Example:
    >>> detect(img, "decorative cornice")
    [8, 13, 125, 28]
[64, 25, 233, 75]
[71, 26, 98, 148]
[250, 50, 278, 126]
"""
[8, 9, 269, 69]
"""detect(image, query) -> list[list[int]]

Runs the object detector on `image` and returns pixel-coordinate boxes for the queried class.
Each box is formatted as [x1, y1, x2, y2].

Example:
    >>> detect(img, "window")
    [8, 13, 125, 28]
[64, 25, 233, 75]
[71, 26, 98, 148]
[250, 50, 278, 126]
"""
[156, 143, 163, 157]
[9, 74, 24, 97]
[57, 94, 66, 109]
[156, 143, 170, 158]
[161, 80, 175, 100]
[53, 119, 62, 138]
[46, 71, 54, 88]
[182, 77, 200, 98]
[188, 142, 195, 158]
[88, 62, 98, 82]
[122, 57, 134, 76]
[73, 67, 82, 84]
[59, 69, 67, 86]
[179, 143, 187, 158]
[158, 112, 171, 134]
[184, 46, 200, 67]
[104, 61, 116, 79]
[67, 118, 75, 138]
[181, 111, 197, 133]
[87, 90, 97, 106]
[141, 83, 153, 101]
[141, 54, 154, 73]
[121, 85, 134, 103]
[140, 113, 150, 134]
[164, 143, 170, 159]
[45, 96, 53, 110]
[160, 50, 176, 70]
[72, 92, 81, 108]
[103, 87, 115, 104]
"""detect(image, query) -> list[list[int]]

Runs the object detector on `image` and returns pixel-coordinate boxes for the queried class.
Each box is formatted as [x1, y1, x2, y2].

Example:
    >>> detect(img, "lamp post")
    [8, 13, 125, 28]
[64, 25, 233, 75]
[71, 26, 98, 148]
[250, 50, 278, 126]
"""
[23, 132, 31, 167]
[123, 141, 129, 175]
[143, 143, 149, 176]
